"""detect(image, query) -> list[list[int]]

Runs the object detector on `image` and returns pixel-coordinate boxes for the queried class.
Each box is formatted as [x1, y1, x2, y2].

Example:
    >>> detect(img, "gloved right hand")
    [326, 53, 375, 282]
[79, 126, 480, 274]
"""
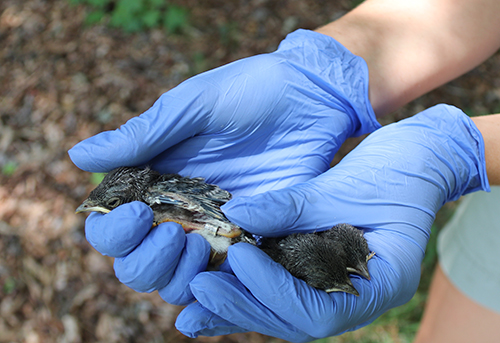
[176, 104, 490, 341]
[68, 29, 380, 306]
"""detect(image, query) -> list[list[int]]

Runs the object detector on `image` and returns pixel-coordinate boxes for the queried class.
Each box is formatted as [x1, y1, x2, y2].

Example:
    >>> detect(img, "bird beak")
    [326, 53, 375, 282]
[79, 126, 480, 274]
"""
[346, 251, 375, 280]
[75, 199, 111, 214]
[347, 263, 371, 280]
[325, 279, 360, 296]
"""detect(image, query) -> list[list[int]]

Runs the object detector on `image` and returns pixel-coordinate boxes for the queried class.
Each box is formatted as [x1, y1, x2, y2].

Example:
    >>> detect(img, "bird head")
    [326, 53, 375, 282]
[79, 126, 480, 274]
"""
[75, 166, 160, 214]
[323, 224, 373, 280]
[273, 233, 360, 296]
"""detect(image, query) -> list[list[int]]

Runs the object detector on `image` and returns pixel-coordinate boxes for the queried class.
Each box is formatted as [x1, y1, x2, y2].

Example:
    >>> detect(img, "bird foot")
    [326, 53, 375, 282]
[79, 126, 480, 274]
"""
[366, 251, 376, 261]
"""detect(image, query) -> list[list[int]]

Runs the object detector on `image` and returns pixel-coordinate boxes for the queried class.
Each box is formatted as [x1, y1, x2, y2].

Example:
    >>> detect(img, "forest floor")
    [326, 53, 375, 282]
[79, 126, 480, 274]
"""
[1, 1, 500, 342]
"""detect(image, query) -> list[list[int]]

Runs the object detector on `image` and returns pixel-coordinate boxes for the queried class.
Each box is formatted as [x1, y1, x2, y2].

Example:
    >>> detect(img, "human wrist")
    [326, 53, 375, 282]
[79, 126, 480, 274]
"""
[471, 114, 500, 185]
[316, 0, 500, 116]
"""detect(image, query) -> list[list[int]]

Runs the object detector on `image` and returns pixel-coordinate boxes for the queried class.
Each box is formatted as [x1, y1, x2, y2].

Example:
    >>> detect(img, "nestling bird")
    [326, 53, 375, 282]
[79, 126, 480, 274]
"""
[76, 166, 374, 295]
[75, 166, 254, 264]
[260, 231, 359, 295]
[320, 223, 375, 280]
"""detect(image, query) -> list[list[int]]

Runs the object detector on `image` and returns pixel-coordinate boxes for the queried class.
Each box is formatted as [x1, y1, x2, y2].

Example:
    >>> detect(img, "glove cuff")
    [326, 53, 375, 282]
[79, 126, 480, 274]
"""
[278, 29, 381, 137]
[418, 104, 490, 199]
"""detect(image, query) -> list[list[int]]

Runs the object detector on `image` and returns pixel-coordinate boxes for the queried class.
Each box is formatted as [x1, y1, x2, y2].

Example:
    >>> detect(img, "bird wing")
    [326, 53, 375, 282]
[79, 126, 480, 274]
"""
[144, 175, 231, 220]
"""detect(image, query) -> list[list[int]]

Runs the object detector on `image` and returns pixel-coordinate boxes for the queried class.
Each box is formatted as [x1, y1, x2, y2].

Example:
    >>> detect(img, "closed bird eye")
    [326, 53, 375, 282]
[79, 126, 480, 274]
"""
[106, 197, 122, 209]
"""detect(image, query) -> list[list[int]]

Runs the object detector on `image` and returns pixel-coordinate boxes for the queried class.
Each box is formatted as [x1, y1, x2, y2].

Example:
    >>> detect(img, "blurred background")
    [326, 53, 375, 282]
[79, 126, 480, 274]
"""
[1, 1, 500, 342]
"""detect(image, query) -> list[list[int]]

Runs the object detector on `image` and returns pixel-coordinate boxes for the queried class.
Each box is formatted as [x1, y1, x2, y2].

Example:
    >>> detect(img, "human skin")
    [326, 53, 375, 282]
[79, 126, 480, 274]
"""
[316, 1, 500, 340]
[471, 114, 500, 185]
[414, 264, 500, 343]
[316, 0, 500, 184]
[315, 0, 500, 116]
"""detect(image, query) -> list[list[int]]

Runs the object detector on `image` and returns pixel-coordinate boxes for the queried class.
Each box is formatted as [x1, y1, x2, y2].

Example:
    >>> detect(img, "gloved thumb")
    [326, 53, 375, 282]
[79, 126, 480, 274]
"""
[68, 79, 212, 172]
[221, 184, 328, 236]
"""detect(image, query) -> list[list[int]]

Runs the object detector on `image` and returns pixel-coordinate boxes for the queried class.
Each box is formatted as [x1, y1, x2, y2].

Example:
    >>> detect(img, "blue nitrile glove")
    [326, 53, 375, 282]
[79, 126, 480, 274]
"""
[68, 29, 379, 306]
[175, 104, 490, 342]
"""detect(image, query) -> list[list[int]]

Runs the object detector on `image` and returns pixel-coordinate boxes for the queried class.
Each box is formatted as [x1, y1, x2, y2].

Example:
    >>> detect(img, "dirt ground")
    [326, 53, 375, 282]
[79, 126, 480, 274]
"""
[1, 1, 500, 342]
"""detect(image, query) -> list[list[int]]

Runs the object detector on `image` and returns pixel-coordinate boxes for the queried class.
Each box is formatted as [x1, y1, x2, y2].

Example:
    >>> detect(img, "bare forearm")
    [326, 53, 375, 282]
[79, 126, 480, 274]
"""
[472, 114, 500, 185]
[316, 0, 500, 116]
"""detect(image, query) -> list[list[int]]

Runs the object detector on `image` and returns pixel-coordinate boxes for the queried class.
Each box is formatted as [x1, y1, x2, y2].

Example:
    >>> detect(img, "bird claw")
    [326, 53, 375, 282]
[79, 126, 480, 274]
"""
[366, 251, 376, 261]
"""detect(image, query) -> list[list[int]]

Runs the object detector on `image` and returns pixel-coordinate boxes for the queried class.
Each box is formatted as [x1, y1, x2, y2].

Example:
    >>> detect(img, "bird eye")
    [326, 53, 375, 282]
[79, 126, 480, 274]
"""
[106, 197, 122, 209]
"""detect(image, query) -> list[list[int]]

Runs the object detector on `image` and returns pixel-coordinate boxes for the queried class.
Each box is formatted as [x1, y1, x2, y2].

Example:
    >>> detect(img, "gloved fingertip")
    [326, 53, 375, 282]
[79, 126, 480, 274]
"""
[68, 144, 90, 171]
[227, 241, 269, 261]
[158, 233, 211, 305]
[113, 221, 186, 292]
[222, 191, 302, 235]
[85, 201, 153, 257]
[176, 302, 247, 338]
[218, 257, 233, 274]
[188, 272, 250, 309]
[227, 243, 293, 293]
[188, 272, 217, 297]
[68, 133, 125, 172]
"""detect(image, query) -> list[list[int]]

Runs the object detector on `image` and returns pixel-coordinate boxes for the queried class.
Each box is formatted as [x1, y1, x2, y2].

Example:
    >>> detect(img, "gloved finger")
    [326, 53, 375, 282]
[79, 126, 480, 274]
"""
[222, 185, 323, 236]
[176, 302, 249, 338]
[363, 229, 425, 294]
[227, 243, 359, 337]
[158, 233, 211, 306]
[68, 79, 213, 172]
[113, 221, 186, 293]
[222, 160, 436, 241]
[187, 271, 314, 342]
[227, 240, 419, 337]
[85, 201, 153, 257]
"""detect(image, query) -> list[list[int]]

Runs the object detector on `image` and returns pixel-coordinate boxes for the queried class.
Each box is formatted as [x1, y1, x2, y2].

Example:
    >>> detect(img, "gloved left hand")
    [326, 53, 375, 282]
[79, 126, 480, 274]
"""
[69, 29, 379, 197]
[175, 104, 490, 342]
[68, 29, 379, 306]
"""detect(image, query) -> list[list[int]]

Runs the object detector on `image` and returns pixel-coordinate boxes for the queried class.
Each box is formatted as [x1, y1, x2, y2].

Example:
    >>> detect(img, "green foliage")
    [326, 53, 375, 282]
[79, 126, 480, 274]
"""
[91, 172, 106, 185]
[1, 161, 18, 176]
[69, 0, 189, 33]
[85, 9, 106, 25]
[164, 5, 189, 33]
[3, 277, 16, 294]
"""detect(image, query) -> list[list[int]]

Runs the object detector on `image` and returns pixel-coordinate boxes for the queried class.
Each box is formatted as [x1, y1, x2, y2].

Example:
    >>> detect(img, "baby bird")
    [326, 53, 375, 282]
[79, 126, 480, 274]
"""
[76, 166, 252, 262]
[76, 166, 374, 295]
[320, 224, 375, 280]
[260, 231, 359, 295]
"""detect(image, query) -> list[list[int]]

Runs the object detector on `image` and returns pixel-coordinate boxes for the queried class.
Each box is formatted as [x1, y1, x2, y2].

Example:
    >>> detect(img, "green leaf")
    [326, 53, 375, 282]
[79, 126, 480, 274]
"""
[110, 0, 146, 32]
[142, 9, 161, 28]
[72, 0, 187, 34]
[87, 0, 111, 8]
[85, 10, 106, 25]
[125, 19, 144, 32]
[110, 6, 131, 27]
[120, 0, 145, 13]
[1, 161, 17, 176]
[163, 5, 188, 33]
[3, 277, 16, 294]
[91, 172, 106, 185]
[147, 0, 165, 9]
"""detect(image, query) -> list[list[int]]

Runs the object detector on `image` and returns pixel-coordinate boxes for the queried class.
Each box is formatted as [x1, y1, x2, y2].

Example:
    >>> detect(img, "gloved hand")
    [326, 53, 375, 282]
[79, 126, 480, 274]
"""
[68, 29, 379, 305]
[175, 104, 490, 342]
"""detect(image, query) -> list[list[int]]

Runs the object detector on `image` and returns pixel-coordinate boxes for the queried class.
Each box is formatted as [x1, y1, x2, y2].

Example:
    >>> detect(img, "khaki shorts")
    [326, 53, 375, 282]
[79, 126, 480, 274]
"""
[438, 186, 500, 313]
